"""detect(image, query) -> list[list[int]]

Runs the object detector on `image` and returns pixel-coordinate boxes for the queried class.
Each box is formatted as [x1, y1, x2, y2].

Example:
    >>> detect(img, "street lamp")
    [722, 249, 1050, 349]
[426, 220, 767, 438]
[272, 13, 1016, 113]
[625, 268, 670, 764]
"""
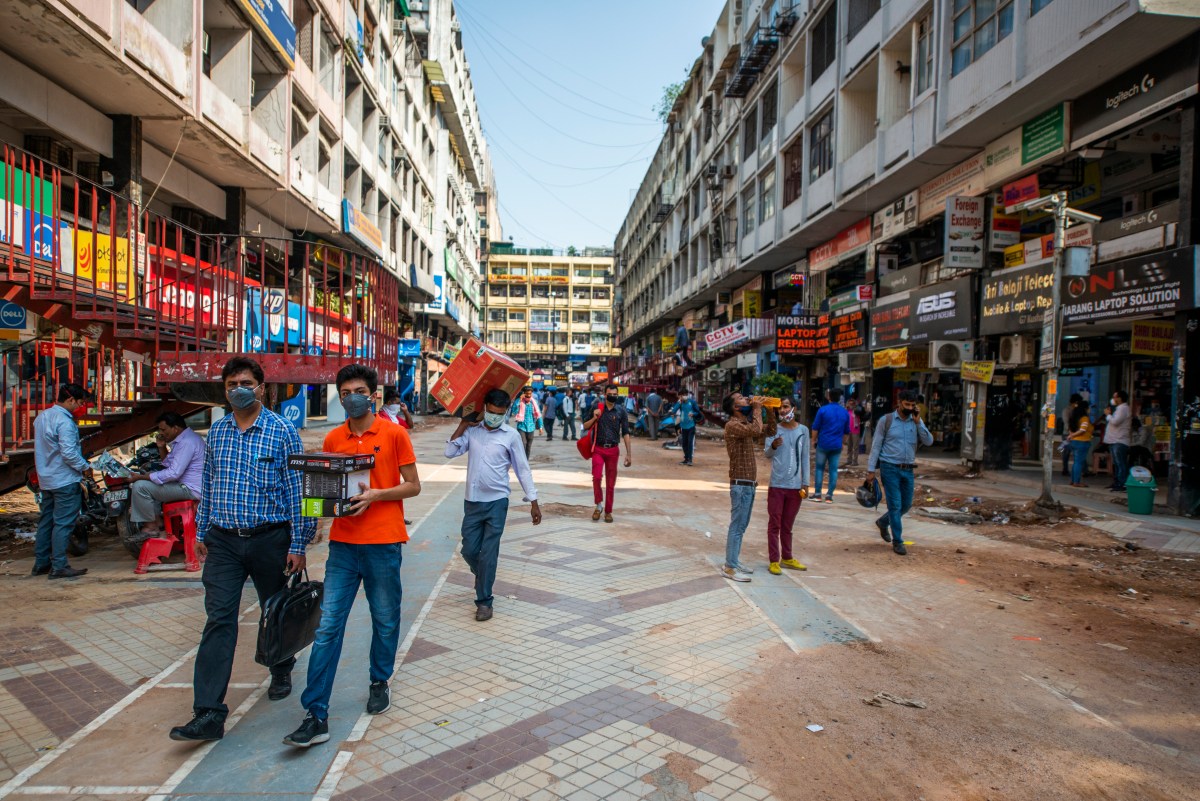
[1007, 192, 1102, 509]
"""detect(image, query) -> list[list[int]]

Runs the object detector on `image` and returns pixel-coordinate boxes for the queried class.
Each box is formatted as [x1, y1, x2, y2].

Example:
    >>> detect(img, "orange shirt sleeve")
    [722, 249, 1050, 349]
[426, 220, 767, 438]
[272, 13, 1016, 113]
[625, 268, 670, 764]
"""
[393, 424, 416, 468]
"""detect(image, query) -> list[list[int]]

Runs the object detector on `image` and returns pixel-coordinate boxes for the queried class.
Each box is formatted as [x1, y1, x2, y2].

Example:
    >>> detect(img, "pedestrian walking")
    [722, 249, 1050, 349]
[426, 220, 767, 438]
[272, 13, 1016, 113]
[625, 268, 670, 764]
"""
[509, 386, 542, 458]
[32, 383, 93, 579]
[811, 388, 850, 502]
[283, 365, 422, 748]
[675, 389, 701, 466]
[846, 394, 865, 466]
[445, 389, 542, 622]
[721, 392, 776, 582]
[764, 396, 809, 575]
[543, 389, 559, 442]
[583, 388, 632, 523]
[867, 390, 933, 557]
[127, 412, 206, 537]
[377, 389, 413, 428]
[1061, 393, 1083, 477]
[645, 390, 664, 441]
[170, 357, 315, 743]
[1066, 397, 1094, 488]
[1104, 390, 1132, 492]
[561, 389, 578, 440]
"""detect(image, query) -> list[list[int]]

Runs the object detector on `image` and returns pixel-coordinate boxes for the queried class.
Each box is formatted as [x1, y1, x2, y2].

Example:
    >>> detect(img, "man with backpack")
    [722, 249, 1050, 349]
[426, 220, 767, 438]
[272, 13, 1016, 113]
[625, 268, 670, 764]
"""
[867, 390, 933, 557]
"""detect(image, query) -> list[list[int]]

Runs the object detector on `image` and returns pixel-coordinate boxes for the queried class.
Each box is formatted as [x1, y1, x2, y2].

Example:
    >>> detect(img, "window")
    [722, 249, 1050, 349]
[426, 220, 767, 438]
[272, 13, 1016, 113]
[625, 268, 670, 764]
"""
[915, 15, 934, 95]
[488, 308, 506, 323]
[742, 112, 757, 160]
[760, 80, 778, 139]
[508, 310, 525, 322]
[1030, 0, 1054, 14]
[759, 169, 776, 221]
[742, 186, 756, 232]
[488, 284, 507, 298]
[809, 110, 834, 181]
[847, 0, 881, 40]
[509, 331, 526, 347]
[811, 7, 837, 81]
[952, 0, 1014, 76]
[783, 139, 803, 206]
[593, 311, 611, 325]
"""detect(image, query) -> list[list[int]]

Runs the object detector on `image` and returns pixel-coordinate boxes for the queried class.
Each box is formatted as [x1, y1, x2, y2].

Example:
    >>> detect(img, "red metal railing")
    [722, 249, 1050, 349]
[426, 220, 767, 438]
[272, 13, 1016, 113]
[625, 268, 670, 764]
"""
[0, 143, 401, 457]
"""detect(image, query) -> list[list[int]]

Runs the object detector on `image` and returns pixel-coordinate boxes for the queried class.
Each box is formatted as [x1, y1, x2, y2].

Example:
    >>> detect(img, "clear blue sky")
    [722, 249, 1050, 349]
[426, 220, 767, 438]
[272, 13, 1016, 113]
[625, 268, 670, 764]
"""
[456, 0, 728, 251]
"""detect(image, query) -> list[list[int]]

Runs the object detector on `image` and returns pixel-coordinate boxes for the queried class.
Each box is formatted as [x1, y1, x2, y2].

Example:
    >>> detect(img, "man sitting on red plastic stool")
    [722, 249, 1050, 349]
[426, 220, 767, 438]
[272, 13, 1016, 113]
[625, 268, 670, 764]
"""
[128, 412, 205, 536]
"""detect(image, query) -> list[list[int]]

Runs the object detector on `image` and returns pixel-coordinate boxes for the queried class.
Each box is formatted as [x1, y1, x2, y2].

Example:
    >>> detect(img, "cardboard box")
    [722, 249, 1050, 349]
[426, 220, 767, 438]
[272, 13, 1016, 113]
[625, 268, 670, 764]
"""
[431, 337, 529, 418]
[301, 469, 371, 499]
[301, 497, 358, 518]
[288, 452, 376, 473]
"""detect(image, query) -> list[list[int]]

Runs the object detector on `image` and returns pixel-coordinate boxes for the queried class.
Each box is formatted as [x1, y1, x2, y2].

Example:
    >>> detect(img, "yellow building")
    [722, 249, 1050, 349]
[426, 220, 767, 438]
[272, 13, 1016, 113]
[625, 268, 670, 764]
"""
[484, 246, 617, 384]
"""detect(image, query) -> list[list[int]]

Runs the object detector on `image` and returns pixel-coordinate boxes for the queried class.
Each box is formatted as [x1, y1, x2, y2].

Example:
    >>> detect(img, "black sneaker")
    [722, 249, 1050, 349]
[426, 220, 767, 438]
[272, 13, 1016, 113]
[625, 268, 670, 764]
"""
[48, 566, 87, 579]
[367, 681, 391, 715]
[875, 518, 892, 543]
[169, 710, 225, 742]
[475, 604, 493, 622]
[893, 542, 908, 556]
[31, 564, 51, 576]
[282, 712, 329, 748]
[268, 672, 292, 701]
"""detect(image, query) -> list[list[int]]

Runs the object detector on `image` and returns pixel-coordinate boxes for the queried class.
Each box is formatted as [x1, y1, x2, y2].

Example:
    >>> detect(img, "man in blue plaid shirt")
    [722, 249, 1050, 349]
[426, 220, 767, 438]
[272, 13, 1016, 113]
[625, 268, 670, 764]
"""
[170, 356, 316, 743]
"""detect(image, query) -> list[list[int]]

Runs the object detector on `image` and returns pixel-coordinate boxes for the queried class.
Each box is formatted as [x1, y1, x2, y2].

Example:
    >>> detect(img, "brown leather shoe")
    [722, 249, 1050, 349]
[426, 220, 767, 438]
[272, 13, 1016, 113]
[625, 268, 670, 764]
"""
[592, 509, 601, 521]
[475, 605, 493, 622]
[604, 513, 613, 523]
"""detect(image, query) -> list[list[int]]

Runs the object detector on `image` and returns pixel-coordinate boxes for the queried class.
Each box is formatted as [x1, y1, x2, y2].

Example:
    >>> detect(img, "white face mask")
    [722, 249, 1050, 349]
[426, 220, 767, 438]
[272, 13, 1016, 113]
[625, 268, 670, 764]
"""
[781, 409, 795, 422]
[384, 403, 402, 416]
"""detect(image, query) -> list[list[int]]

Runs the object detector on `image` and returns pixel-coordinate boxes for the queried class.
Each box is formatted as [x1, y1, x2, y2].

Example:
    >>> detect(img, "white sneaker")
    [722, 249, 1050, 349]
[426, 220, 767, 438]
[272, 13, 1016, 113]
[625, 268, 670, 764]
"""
[720, 565, 751, 582]
[733, 563, 755, 574]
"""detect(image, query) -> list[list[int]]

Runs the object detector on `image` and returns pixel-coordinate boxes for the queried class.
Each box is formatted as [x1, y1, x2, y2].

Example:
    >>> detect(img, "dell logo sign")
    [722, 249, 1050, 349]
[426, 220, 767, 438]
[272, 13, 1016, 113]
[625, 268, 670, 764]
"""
[0, 302, 26, 328]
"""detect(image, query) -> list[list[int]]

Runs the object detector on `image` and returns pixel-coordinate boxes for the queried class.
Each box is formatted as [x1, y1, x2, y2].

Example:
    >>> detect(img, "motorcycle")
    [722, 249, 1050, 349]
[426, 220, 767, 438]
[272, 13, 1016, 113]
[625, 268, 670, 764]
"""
[93, 445, 166, 557]
[25, 467, 113, 557]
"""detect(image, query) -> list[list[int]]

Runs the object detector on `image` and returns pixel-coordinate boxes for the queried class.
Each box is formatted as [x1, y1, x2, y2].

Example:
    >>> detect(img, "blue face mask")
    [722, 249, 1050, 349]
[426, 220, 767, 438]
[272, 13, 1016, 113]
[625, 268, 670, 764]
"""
[341, 393, 372, 419]
[227, 386, 258, 410]
[483, 411, 506, 429]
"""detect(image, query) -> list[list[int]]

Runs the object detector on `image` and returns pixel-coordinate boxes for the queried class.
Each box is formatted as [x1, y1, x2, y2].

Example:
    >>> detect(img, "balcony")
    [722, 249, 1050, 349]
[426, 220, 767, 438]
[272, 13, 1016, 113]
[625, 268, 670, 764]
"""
[200, 76, 245, 144]
[122, 2, 190, 99]
[725, 28, 780, 98]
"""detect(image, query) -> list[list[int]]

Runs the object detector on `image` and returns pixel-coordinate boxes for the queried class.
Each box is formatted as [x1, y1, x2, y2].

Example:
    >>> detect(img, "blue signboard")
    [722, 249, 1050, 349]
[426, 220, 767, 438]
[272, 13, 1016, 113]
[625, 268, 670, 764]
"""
[398, 338, 421, 358]
[278, 385, 307, 429]
[427, 274, 444, 314]
[397, 362, 416, 408]
[0, 300, 26, 330]
[237, 0, 297, 69]
[243, 288, 368, 357]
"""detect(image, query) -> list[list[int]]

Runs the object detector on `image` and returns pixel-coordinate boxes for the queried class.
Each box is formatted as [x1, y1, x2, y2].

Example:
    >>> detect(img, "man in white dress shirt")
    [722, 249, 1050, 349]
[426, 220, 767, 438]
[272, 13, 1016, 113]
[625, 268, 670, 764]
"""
[445, 389, 542, 621]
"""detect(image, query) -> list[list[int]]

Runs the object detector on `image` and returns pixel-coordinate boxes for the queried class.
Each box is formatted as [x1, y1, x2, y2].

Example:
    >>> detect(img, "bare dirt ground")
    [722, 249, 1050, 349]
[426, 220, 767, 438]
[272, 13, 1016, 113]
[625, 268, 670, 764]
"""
[615, 430, 1200, 801]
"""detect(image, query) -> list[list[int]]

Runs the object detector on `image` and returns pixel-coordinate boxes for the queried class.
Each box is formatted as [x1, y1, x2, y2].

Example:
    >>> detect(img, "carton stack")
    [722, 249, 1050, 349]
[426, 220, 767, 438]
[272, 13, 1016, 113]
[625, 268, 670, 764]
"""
[288, 452, 376, 518]
[430, 337, 529, 418]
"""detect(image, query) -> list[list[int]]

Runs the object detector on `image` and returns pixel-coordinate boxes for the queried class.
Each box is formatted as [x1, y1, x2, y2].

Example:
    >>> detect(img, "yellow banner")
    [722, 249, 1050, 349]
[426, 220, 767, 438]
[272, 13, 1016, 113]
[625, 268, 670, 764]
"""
[660, 336, 675, 351]
[961, 360, 997, 384]
[872, 347, 908, 369]
[1130, 321, 1173, 357]
[744, 291, 761, 318]
[63, 229, 135, 300]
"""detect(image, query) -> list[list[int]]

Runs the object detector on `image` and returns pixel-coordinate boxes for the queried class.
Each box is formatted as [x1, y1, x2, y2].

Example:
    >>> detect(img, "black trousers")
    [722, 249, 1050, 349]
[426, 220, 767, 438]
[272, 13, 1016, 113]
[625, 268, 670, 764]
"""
[194, 524, 295, 715]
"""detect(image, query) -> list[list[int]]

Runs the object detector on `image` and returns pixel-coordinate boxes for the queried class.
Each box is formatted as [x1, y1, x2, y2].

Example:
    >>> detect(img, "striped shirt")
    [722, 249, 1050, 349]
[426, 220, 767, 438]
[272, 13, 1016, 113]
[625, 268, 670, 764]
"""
[195, 407, 316, 555]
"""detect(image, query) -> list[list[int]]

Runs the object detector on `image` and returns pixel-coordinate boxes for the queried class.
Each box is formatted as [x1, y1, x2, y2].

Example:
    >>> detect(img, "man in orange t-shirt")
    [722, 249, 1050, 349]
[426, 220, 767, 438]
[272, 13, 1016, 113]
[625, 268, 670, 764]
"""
[284, 364, 421, 749]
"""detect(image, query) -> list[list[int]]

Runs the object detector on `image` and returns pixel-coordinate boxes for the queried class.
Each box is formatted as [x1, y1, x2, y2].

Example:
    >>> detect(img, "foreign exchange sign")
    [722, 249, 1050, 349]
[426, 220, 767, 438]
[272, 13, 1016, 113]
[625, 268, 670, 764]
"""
[944, 196, 985, 269]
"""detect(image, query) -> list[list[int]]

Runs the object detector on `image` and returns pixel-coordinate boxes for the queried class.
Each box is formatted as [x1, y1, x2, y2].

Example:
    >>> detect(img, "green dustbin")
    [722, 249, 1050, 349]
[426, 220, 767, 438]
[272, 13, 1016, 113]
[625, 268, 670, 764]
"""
[1125, 466, 1156, 516]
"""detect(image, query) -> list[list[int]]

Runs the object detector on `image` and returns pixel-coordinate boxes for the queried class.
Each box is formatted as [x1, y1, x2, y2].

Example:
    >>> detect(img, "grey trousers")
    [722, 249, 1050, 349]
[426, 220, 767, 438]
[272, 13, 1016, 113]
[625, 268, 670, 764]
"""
[130, 479, 199, 523]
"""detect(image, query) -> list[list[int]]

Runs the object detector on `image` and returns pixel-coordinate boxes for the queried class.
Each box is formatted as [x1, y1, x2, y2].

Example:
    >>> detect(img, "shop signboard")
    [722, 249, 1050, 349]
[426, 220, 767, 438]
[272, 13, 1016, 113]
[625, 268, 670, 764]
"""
[871, 191, 919, 241]
[744, 290, 762, 317]
[1071, 36, 1199, 148]
[341, 200, 383, 257]
[982, 104, 1068, 188]
[918, 153, 986, 222]
[1128, 321, 1166, 357]
[1061, 335, 1131, 366]
[856, 285, 874, 302]
[828, 309, 867, 353]
[398, 338, 421, 358]
[1002, 226, 1094, 269]
[873, 347, 908, 369]
[909, 276, 973, 342]
[944, 196, 985, 269]
[776, 314, 826, 356]
[236, 0, 297, 68]
[878, 264, 921, 297]
[1095, 199, 1180, 241]
[1062, 247, 1197, 324]
[660, 336, 674, 351]
[705, 320, 751, 350]
[1002, 175, 1040, 209]
[961, 360, 996, 384]
[809, 218, 872, 272]
[571, 343, 592, 355]
[980, 264, 1053, 334]
[869, 295, 911, 349]
[828, 289, 862, 313]
[990, 195, 1022, 252]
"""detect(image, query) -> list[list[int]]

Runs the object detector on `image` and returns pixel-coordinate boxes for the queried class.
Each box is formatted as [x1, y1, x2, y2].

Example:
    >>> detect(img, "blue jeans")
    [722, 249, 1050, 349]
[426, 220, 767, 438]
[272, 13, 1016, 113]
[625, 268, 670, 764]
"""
[35, 485, 81, 571]
[725, 485, 756, 568]
[876, 462, 914, 543]
[301, 541, 404, 719]
[1070, 440, 1091, 484]
[681, 427, 696, 462]
[461, 498, 509, 607]
[813, 447, 842, 498]
[1109, 443, 1130, 488]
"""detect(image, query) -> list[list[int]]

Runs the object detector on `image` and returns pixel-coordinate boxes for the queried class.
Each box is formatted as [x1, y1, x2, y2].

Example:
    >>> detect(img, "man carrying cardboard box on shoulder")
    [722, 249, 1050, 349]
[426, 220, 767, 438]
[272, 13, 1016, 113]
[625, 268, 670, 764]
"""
[283, 364, 422, 749]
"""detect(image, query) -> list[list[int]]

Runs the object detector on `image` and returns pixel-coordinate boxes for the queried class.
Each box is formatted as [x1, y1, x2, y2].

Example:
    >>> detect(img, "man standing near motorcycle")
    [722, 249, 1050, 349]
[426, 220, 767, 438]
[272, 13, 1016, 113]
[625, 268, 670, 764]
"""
[169, 356, 315, 743]
[32, 383, 93, 579]
[127, 412, 206, 537]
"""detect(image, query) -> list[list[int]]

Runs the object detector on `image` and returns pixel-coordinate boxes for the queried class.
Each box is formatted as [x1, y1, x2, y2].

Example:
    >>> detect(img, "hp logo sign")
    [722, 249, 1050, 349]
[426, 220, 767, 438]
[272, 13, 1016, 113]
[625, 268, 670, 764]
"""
[283, 405, 301, 422]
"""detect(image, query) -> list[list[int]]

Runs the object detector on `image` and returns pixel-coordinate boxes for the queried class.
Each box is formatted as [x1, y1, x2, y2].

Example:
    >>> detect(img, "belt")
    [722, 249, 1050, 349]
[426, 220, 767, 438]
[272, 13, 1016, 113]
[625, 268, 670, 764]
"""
[597, 442, 620, 449]
[730, 479, 757, 487]
[883, 462, 917, 471]
[212, 522, 289, 538]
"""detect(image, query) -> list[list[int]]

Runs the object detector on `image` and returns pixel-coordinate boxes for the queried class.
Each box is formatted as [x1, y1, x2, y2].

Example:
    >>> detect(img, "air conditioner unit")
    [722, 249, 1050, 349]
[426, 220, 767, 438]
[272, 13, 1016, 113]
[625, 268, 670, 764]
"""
[705, 163, 719, 178]
[706, 368, 729, 382]
[838, 353, 870, 371]
[998, 335, 1034, 366]
[392, 20, 404, 37]
[720, 164, 737, 179]
[930, 340, 974, 371]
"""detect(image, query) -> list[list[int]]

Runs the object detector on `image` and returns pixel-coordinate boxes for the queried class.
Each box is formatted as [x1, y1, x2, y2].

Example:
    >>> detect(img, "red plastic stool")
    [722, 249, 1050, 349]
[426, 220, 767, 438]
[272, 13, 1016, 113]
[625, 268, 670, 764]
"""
[134, 500, 202, 574]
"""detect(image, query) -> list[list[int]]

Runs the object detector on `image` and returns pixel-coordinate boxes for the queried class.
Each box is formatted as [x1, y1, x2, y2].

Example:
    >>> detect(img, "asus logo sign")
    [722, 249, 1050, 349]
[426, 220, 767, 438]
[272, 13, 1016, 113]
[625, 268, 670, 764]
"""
[917, 292, 955, 315]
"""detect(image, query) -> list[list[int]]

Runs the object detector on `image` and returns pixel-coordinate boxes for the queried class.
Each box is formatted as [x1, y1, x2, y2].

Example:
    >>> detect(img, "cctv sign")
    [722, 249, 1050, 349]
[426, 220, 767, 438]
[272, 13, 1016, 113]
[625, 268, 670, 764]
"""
[944, 196, 985, 269]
